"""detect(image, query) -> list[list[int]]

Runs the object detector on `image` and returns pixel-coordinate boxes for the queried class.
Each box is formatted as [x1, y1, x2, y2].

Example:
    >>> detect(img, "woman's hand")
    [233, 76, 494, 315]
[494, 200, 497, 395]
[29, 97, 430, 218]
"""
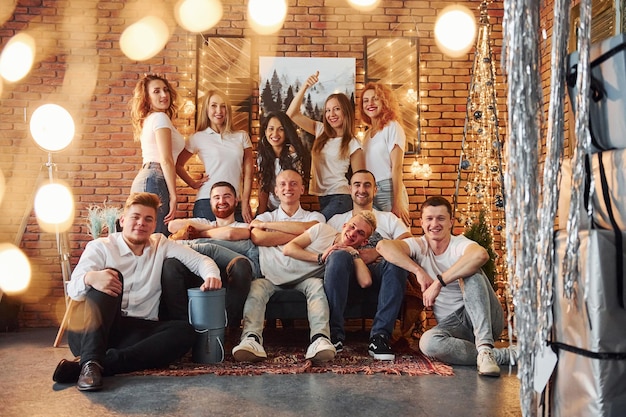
[164, 195, 177, 224]
[241, 202, 253, 223]
[192, 174, 209, 190]
[392, 203, 411, 227]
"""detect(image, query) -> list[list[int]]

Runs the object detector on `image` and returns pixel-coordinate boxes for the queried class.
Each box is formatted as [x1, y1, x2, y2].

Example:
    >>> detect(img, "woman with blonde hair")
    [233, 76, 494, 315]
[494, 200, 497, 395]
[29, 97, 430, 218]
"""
[287, 71, 365, 220]
[360, 82, 409, 225]
[176, 90, 254, 223]
[129, 74, 184, 235]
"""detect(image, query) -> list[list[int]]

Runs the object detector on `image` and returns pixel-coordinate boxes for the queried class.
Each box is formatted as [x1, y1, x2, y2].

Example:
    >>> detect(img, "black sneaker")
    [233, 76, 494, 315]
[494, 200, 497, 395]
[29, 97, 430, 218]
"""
[368, 334, 395, 361]
[333, 340, 344, 353]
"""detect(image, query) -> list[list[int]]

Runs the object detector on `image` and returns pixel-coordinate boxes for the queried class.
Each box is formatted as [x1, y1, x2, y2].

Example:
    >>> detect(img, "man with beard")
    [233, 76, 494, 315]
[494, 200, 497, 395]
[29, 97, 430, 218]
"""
[52, 192, 221, 391]
[377, 197, 516, 377]
[161, 182, 257, 327]
[325, 169, 411, 360]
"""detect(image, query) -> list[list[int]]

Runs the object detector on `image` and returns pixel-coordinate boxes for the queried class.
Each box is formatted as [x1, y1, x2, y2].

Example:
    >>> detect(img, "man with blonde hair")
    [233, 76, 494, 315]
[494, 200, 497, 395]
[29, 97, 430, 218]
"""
[53, 192, 222, 391]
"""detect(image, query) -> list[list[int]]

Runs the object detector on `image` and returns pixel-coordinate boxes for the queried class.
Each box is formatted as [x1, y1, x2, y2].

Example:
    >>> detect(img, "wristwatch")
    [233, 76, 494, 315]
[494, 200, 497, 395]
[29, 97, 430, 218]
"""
[351, 251, 360, 260]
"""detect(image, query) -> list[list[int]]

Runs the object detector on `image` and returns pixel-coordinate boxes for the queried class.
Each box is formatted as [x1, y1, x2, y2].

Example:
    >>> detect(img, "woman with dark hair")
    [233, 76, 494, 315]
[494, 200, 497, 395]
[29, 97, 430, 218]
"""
[129, 74, 184, 235]
[360, 82, 410, 225]
[176, 90, 254, 223]
[256, 111, 310, 214]
[287, 71, 365, 220]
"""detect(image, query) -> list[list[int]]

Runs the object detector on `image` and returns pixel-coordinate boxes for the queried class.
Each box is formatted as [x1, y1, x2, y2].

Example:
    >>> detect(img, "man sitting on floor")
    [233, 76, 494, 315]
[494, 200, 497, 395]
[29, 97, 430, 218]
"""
[52, 192, 222, 391]
[161, 181, 256, 326]
[376, 196, 516, 376]
[231, 169, 338, 363]
[325, 169, 412, 360]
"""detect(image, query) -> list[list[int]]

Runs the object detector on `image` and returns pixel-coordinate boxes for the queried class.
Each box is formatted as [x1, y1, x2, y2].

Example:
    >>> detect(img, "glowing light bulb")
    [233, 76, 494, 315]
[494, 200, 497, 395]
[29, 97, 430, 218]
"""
[0, 243, 31, 294]
[434, 5, 477, 58]
[30, 104, 75, 152]
[175, 0, 223, 33]
[248, 0, 287, 35]
[34, 182, 75, 233]
[347, 0, 381, 12]
[0, 32, 35, 82]
[120, 16, 169, 61]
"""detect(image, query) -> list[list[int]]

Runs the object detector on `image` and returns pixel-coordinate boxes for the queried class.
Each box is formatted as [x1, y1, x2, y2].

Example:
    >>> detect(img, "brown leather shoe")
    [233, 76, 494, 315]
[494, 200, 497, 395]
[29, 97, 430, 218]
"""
[52, 358, 81, 383]
[77, 361, 103, 391]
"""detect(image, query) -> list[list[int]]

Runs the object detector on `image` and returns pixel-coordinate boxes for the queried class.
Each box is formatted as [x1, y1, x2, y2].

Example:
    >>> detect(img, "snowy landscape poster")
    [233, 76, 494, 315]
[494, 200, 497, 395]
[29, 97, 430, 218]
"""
[259, 57, 356, 121]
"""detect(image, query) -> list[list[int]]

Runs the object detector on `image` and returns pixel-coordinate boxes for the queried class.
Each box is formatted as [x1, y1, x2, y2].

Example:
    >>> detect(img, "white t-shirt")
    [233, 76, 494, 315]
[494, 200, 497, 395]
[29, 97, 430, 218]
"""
[403, 234, 476, 322]
[256, 205, 326, 285]
[327, 209, 409, 247]
[363, 120, 406, 183]
[140, 112, 185, 164]
[185, 218, 248, 229]
[186, 128, 252, 200]
[309, 122, 361, 196]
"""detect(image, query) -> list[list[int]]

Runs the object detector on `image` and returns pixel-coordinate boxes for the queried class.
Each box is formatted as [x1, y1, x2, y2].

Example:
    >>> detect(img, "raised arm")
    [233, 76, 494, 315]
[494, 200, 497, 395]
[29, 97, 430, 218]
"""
[287, 71, 319, 135]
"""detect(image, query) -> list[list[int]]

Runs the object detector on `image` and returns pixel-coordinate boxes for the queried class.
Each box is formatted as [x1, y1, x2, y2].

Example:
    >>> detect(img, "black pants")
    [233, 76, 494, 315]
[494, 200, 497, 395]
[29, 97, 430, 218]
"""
[67, 282, 195, 376]
[159, 257, 252, 327]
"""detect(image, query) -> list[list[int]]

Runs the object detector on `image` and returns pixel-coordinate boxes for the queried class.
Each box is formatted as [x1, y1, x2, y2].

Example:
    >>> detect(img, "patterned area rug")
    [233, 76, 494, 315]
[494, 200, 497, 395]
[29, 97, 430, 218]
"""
[131, 328, 454, 377]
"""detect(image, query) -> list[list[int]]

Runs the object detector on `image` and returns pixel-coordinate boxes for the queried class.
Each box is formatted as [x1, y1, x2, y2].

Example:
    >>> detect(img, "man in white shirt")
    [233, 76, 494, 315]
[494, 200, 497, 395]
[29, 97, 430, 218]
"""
[231, 169, 336, 363]
[325, 170, 412, 360]
[161, 182, 257, 326]
[377, 196, 516, 377]
[52, 192, 222, 391]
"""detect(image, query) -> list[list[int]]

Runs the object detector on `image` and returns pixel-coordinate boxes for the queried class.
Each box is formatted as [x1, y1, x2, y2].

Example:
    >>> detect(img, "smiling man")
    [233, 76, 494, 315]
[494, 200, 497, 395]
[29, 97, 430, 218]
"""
[376, 196, 516, 377]
[52, 192, 222, 391]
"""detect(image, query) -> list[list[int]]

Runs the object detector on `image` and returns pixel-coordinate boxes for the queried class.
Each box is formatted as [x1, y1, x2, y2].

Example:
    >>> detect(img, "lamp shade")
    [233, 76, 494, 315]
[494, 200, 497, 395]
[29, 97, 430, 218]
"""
[0, 243, 31, 294]
[434, 5, 477, 58]
[34, 182, 75, 233]
[29, 104, 75, 152]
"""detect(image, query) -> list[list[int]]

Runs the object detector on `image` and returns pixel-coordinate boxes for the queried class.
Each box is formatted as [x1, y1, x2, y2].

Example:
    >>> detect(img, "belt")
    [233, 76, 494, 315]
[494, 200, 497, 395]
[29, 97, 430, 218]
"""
[142, 162, 161, 169]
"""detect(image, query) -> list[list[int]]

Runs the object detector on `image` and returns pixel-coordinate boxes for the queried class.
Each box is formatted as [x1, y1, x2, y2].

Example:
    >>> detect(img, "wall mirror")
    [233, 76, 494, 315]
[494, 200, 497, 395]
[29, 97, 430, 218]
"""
[364, 37, 420, 154]
[196, 36, 253, 133]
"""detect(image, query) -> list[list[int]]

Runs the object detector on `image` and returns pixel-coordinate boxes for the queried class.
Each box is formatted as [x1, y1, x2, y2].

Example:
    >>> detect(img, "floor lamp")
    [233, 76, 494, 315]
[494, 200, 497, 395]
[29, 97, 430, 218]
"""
[27, 104, 75, 347]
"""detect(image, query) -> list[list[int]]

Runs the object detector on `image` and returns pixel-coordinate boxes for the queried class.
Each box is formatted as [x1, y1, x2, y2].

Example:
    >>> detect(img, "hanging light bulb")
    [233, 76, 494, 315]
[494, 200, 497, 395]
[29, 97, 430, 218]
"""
[248, 0, 287, 35]
[175, 0, 223, 33]
[434, 5, 477, 58]
[347, 0, 381, 12]
[0, 32, 35, 82]
[0, 243, 31, 294]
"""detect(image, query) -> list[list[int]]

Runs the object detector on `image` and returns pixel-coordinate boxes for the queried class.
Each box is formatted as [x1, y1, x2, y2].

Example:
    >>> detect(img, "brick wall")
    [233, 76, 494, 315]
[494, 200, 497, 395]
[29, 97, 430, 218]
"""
[0, 0, 514, 327]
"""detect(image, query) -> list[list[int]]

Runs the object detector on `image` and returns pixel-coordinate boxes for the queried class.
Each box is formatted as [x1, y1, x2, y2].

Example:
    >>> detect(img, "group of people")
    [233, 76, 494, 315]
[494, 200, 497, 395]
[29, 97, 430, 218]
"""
[52, 73, 515, 392]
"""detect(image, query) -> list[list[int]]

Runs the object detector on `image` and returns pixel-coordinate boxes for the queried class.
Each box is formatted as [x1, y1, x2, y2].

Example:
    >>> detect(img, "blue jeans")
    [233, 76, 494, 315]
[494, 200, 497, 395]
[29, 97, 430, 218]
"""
[419, 272, 504, 365]
[193, 199, 244, 222]
[318, 194, 353, 221]
[373, 178, 408, 212]
[188, 239, 261, 279]
[241, 278, 330, 344]
[324, 250, 408, 342]
[130, 165, 170, 236]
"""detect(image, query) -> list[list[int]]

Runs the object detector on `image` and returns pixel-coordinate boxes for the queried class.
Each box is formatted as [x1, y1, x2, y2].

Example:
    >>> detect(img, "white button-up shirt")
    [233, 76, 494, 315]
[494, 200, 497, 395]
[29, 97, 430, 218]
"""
[67, 232, 220, 321]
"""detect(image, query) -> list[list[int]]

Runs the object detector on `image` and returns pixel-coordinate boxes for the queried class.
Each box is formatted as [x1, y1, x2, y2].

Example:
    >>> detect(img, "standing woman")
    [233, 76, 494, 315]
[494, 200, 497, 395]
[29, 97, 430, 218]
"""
[361, 82, 410, 225]
[287, 71, 365, 220]
[176, 90, 254, 223]
[256, 111, 310, 215]
[130, 74, 184, 235]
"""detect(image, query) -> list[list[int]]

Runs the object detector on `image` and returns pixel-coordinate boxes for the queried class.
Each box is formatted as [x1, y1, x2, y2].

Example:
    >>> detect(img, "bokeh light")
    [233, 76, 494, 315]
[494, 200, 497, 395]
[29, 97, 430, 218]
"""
[0, 0, 17, 26]
[34, 182, 75, 233]
[0, 32, 36, 82]
[347, 0, 381, 12]
[0, 167, 5, 207]
[248, 0, 287, 35]
[120, 16, 170, 61]
[29, 104, 75, 152]
[175, 0, 223, 33]
[434, 5, 477, 58]
[0, 243, 32, 294]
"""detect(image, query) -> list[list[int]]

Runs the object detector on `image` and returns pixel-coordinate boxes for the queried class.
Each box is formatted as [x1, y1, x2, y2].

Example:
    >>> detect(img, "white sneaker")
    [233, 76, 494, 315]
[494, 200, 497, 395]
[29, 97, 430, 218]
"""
[305, 337, 336, 363]
[494, 345, 518, 366]
[477, 349, 501, 377]
[232, 336, 267, 362]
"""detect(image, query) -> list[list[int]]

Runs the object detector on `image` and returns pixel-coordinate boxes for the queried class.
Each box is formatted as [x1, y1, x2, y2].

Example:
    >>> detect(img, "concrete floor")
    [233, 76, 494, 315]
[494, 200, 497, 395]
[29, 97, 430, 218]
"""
[0, 328, 522, 417]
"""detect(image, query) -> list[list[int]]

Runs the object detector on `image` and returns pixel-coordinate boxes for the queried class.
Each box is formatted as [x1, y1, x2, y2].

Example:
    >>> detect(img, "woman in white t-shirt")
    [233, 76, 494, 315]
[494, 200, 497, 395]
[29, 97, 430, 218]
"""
[256, 111, 310, 214]
[287, 71, 365, 220]
[361, 82, 409, 225]
[176, 90, 254, 223]
[130, 74, 185, 235]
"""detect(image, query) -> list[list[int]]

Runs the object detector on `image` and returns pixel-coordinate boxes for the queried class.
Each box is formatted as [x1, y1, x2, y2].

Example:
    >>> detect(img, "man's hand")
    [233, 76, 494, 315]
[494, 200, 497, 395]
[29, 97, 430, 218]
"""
[85, 269, 123, 297]
[421, 277, 442, 308]
[249, 219, 265, 230]
[200, 277, 222, 291]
